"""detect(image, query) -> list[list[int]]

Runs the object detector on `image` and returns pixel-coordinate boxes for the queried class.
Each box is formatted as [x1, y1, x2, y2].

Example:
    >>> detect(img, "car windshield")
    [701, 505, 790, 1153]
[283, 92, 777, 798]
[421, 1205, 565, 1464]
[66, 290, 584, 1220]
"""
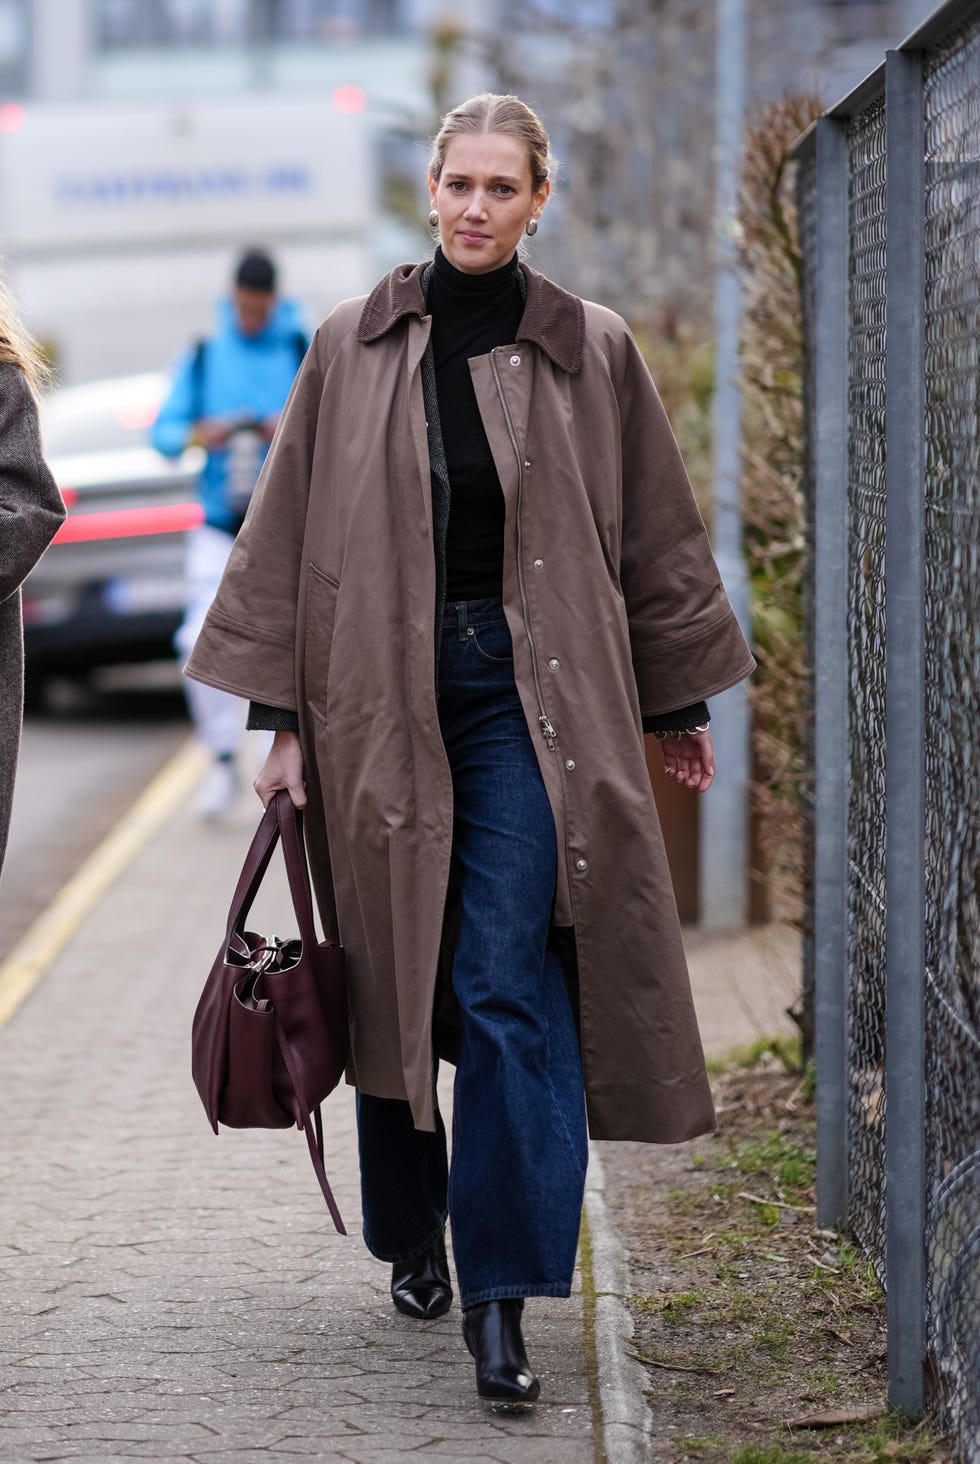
[41, 376, 165, 457]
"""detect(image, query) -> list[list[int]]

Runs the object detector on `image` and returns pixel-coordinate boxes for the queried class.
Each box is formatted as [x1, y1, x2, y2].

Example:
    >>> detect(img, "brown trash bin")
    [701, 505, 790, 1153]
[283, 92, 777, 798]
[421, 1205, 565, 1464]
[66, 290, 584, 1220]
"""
[645, 740, 700, 926]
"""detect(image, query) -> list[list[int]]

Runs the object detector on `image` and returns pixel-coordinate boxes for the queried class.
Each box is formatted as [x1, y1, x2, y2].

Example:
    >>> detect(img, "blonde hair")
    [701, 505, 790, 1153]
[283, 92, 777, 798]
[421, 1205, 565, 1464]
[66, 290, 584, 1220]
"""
[429, 93, 557, 194]
[0, 270, 52, 400]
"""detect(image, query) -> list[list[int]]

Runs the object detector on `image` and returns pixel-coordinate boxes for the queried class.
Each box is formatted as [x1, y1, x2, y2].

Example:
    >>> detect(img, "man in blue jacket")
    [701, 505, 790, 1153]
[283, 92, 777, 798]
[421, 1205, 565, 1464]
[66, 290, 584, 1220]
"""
[153, 250, 307, 817]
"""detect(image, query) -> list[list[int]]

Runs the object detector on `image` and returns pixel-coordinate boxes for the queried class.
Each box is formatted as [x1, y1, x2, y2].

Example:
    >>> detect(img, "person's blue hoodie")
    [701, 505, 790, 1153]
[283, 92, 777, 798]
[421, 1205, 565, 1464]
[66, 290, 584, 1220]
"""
[152, 296, 307, 533]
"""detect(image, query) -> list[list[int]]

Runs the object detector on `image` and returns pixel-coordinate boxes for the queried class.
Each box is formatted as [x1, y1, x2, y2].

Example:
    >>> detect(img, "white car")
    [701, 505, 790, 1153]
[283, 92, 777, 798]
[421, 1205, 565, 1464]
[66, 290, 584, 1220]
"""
[24, 372, 204, 682]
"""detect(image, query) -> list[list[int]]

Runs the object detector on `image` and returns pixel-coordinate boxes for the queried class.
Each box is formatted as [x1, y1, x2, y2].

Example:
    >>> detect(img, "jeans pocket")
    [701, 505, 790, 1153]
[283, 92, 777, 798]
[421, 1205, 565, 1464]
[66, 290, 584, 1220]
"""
[471, 620, 514, 664]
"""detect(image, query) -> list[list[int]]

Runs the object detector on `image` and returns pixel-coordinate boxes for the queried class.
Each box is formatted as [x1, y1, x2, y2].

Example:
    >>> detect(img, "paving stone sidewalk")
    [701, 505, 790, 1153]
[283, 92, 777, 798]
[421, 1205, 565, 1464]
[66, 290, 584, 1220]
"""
[0, 789, 595, 1464]
[0, 764, 801, 1464]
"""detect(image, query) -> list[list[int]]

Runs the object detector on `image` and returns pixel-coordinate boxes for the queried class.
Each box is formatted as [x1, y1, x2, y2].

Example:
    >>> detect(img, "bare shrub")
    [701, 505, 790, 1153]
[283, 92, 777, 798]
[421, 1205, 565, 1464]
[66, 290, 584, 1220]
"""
[737, 95, 822, 941]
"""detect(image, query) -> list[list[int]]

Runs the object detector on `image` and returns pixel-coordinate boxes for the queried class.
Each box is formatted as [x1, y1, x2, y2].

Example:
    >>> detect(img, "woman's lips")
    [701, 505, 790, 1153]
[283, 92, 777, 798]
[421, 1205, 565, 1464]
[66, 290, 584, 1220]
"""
[459, 230, 490, 242]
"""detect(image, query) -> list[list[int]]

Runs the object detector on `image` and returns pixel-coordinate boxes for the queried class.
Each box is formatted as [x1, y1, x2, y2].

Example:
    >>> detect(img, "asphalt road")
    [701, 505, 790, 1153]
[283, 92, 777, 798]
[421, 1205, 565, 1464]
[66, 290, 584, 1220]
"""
[0, 664, 191, 963]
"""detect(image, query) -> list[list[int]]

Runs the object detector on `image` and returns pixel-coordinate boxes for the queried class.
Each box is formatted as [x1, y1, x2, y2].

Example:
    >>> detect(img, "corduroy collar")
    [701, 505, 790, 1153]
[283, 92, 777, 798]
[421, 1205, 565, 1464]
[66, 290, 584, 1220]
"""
[356, 259, 586, 375]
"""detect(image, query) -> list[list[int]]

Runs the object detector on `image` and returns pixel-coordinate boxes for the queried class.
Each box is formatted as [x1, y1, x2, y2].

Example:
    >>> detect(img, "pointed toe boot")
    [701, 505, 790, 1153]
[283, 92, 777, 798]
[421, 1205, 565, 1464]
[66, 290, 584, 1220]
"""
[390, 1232, 453, 1319]
[462, 1299, 540, 1403]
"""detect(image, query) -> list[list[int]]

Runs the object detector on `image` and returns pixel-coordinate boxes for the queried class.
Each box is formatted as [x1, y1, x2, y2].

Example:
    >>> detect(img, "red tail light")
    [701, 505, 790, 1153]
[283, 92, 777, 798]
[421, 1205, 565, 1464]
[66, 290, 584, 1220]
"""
[52, 502, 204, 544]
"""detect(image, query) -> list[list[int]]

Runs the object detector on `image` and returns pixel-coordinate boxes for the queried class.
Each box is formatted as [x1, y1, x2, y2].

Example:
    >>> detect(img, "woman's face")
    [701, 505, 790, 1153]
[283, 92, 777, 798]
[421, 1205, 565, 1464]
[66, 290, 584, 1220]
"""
[429, 131, 549, 275]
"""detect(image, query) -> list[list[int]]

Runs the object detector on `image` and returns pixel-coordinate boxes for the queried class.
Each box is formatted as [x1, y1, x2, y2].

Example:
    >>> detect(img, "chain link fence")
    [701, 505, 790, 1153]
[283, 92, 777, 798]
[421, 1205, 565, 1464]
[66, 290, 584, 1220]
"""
[794, 1, 980, 1455]
[922, 14, 980, 1444]
[844, 94, 889, 1281]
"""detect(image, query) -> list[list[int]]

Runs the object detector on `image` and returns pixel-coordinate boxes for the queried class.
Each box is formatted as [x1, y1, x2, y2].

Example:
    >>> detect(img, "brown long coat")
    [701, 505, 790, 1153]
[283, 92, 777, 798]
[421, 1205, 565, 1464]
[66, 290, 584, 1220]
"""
[0, 363, 65, 878]
[186, 261, 755, 1144]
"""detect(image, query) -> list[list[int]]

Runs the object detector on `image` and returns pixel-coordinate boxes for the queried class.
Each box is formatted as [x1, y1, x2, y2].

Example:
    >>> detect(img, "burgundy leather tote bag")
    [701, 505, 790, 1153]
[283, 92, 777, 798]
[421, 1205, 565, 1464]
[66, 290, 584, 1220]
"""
[191, 789, 348, 1233]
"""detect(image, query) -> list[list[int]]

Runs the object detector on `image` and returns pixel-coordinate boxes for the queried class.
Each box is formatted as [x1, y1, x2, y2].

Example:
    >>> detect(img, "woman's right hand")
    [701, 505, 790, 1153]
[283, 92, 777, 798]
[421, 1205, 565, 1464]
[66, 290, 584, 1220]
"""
[255, 730, 307, 808]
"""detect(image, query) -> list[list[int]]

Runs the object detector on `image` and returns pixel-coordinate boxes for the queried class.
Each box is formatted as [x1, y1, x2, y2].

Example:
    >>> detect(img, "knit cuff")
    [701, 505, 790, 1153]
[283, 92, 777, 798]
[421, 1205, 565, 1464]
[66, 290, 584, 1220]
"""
[247, 701, 300, 733]
[642, 700, 710, 736]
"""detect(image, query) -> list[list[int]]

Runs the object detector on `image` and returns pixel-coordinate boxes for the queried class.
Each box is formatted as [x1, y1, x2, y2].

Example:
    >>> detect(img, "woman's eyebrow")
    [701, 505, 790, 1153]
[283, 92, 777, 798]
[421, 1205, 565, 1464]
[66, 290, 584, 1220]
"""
[442, 171, 523, 185]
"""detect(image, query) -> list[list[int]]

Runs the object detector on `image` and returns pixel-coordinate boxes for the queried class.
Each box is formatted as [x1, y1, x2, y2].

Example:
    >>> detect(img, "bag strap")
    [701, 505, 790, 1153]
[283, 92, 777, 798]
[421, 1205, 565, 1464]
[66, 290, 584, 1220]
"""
[273, 790, 320, 949]
[273, 1016, 347, 1234]
[223, 796, 282, 946]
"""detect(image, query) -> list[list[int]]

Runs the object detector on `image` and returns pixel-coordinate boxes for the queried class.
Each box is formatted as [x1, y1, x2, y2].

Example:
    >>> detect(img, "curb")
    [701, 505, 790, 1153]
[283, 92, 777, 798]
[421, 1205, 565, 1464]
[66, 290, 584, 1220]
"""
[0, 737, 208, 1028]
[585, 1140, 654, 1462]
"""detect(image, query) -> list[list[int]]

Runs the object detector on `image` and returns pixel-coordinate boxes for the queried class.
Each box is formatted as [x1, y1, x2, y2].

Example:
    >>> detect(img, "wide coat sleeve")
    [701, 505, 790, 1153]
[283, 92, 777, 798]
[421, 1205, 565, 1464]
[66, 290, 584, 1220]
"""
[613, 327, 755, 714]
[183, 328, 326, 709]
[0, 364, 66, 604]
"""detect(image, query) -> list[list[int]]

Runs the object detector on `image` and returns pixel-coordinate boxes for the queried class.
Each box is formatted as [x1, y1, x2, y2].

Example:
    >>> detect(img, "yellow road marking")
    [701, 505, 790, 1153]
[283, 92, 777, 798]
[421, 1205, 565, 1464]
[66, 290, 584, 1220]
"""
[0, 737, 209, 1028]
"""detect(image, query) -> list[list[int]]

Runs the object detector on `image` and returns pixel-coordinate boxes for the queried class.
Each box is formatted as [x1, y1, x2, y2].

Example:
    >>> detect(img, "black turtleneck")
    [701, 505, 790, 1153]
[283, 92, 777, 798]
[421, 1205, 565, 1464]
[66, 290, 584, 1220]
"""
[429, 247, 524, 601]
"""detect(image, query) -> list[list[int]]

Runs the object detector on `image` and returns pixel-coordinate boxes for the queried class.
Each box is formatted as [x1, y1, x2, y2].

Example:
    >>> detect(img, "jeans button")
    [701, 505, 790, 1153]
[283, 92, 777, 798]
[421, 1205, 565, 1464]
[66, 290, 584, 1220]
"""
[466, 626, 475, 636]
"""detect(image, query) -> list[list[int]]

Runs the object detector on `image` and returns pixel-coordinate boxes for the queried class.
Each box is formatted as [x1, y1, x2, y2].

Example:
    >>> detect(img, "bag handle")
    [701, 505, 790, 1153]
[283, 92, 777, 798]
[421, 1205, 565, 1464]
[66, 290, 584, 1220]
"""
[223, 796, 282, 947]
[223, 792, 327, 952]
[273, 790, 320, 949]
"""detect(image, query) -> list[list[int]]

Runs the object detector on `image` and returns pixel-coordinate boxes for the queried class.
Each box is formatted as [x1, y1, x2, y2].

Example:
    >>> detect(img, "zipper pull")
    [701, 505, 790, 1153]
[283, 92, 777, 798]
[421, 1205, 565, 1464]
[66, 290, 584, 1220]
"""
[538, 714, 558, 748]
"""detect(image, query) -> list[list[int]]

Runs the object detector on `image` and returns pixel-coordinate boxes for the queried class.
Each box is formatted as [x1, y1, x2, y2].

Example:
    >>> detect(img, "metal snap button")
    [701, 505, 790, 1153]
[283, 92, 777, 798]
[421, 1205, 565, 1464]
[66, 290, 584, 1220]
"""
[466, 626, 475, 636]
[548, 658, 560, 670]
[510, 354, 521, 365]
[565, 759, 576, 771]
[575, 857, 588, 872]
[533, 558, 544, 570]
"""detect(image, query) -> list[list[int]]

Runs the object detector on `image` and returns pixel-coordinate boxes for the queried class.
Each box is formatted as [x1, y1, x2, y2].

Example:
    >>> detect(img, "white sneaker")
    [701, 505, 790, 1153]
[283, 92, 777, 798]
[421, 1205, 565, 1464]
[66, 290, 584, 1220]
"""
[196, 757, 241, 820]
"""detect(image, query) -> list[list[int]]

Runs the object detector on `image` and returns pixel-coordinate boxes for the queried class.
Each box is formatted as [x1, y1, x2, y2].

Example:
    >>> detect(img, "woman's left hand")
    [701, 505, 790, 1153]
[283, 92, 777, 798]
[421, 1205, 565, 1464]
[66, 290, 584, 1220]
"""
[659, 729, 716, 793]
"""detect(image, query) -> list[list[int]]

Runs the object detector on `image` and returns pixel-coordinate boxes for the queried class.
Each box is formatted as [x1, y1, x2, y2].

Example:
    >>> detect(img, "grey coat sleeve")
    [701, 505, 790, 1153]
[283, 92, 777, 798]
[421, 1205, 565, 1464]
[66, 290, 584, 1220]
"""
[0, 362, 65, 605]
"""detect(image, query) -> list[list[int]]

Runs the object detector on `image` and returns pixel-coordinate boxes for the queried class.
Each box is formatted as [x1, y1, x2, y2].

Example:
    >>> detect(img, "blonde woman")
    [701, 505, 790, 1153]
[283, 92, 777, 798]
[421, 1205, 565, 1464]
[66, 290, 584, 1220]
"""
[187, 94, 754, 1403]
[0, 281, 64, 878]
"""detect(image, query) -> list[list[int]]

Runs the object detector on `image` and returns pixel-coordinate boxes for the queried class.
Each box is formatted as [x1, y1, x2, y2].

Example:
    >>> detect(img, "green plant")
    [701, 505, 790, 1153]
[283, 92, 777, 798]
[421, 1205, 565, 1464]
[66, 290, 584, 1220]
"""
[754, 1317, 796, 1362]
[632, 1288, 710, 1323]
[730, 1449, 812, 1464]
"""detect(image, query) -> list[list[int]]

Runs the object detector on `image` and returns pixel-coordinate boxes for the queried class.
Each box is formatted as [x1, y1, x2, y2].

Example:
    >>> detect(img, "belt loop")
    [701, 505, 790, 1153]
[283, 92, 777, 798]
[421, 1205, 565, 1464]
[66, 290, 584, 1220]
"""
[456, 600, 468, 641]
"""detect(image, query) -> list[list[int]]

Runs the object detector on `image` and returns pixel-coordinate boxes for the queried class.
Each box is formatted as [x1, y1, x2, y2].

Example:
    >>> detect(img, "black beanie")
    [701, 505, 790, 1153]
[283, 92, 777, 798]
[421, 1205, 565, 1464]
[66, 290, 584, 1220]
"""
[235, 250, 277, 292]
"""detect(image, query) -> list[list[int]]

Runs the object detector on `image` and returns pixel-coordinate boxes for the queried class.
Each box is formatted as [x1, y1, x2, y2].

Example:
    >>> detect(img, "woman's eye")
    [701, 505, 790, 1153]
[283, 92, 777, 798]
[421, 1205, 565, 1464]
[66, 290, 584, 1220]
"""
[449, 181, 467, 192]
[497, 185, 515, 195]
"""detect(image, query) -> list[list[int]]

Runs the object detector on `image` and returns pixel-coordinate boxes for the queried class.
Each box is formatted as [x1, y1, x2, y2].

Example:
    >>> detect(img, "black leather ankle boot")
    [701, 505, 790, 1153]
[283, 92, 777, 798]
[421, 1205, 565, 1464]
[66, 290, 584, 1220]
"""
[462, 1299, 540, 1402]
[390, 1232, 453, 1319]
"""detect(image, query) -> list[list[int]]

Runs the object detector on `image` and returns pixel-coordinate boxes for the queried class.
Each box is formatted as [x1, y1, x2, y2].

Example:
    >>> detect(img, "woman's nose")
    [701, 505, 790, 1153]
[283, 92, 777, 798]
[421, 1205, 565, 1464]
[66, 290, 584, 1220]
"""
[464, 192, 488, 217]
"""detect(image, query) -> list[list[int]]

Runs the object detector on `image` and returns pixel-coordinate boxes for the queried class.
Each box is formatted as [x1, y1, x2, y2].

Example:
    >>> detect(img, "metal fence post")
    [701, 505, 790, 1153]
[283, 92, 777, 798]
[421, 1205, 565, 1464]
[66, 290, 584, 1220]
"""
[700, 0, 751, 930]
[884, 45, 926, 1418]
[813, 114, 850, 1231]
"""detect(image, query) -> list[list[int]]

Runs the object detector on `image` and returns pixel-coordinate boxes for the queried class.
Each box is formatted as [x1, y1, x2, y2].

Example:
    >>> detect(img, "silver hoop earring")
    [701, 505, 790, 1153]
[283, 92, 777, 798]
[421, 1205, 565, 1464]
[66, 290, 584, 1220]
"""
[427, 208, 439, 228]
[525, 217, 539, 237]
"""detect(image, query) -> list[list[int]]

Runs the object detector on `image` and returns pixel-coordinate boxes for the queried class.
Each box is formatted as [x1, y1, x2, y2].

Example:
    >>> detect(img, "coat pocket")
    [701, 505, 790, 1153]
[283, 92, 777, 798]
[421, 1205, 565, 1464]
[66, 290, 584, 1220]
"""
[303, 564, 340, 724]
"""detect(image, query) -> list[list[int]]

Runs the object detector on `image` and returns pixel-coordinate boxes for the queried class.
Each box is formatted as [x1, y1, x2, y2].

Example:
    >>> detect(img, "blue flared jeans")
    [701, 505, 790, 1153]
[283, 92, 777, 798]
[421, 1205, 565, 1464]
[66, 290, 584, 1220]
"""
[356, 598, 588, 1310]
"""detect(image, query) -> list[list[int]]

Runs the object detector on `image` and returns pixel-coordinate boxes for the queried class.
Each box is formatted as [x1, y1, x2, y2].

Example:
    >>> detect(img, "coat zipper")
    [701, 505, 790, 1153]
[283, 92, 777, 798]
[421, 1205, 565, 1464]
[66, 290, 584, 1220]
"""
[490, 349, 557, 751]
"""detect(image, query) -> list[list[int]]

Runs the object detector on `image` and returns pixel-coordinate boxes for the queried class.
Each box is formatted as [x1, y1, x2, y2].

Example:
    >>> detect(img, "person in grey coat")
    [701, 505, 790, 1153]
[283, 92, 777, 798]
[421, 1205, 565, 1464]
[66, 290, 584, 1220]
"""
[0, 283, 65, 879]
